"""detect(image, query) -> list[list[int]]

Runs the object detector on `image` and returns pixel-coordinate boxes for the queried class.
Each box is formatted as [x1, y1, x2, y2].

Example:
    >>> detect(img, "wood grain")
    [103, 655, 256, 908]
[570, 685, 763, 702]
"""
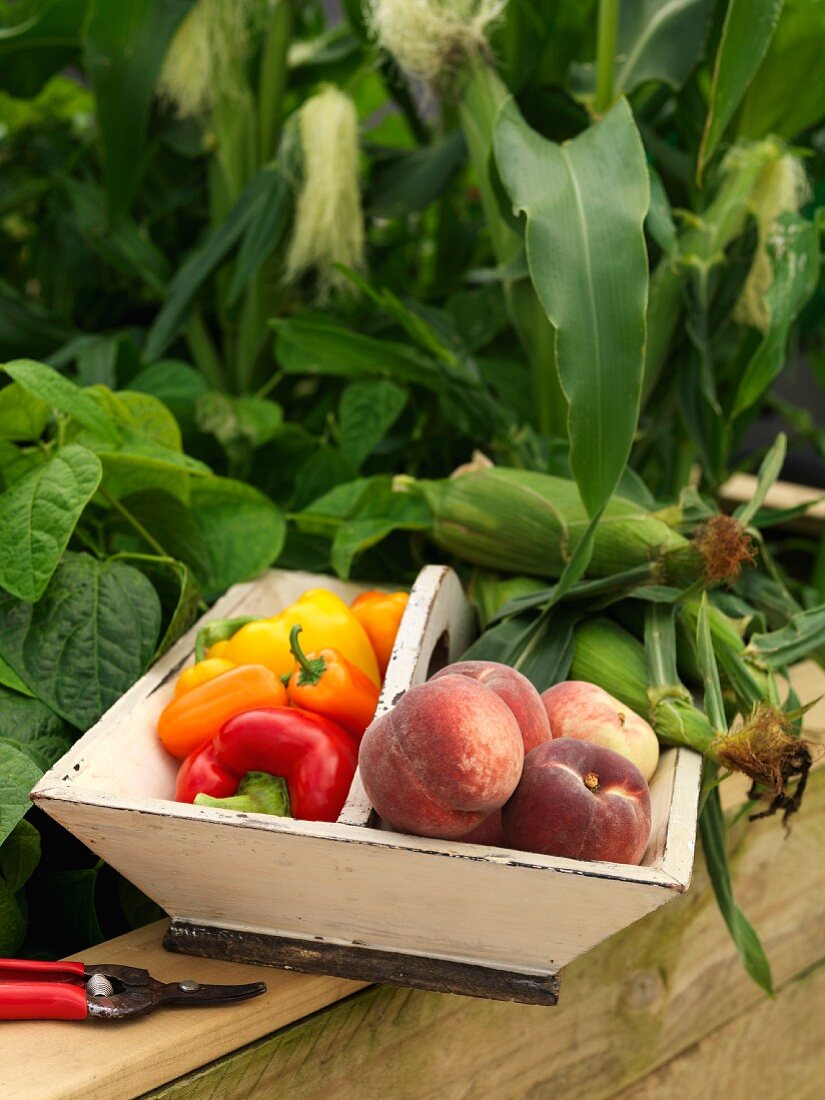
[0, 920, 366, 1100]
[144, 763, 825, 1100]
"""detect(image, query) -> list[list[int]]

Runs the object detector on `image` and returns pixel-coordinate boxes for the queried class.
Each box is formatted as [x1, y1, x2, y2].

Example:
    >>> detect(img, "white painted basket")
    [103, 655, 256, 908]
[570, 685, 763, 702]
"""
[32, 566, 701, 1005]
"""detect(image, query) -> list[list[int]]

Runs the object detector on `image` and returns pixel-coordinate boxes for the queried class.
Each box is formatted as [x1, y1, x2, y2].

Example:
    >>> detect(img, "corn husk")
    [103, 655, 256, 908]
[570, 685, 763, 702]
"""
[396, 467, 702, 584]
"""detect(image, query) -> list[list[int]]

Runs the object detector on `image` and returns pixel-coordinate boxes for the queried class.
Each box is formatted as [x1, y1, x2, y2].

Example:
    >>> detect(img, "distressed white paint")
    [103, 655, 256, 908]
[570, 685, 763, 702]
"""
[32, 565, 701, 980]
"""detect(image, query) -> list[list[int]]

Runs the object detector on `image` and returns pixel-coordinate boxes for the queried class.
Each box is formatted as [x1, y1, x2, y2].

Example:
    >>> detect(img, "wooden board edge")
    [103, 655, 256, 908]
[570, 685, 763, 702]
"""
[163, 920, 561, 1007]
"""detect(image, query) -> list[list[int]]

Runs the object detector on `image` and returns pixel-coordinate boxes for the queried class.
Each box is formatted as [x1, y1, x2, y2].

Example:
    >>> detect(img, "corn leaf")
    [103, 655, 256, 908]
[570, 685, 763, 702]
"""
[738, 0, 825, 140]
[696, 594, 729, 732]
[615, 0, 714, 94]
[83, 0, 197, 218]
[699, 784, 775, 995]
[697, 0, 784, 178]
[746, 604, 825, 669]
[734, 432, 787, 526]
[494, 96, 649, 516]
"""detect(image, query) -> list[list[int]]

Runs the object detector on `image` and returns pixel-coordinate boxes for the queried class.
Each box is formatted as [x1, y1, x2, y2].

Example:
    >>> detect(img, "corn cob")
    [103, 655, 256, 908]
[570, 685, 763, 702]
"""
[396, 468, 745, 586]
[570, 618, 717, 756]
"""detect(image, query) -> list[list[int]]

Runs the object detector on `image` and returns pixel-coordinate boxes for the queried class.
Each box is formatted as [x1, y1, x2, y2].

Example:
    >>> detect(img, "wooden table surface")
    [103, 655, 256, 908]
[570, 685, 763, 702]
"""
[2, 664, 823, 1100]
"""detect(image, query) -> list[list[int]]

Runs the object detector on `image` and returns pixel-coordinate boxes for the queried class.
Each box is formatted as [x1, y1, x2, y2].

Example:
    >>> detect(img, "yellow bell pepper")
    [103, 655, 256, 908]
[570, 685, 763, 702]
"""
[174, 657, 235, 698]
[216, 589, 381, 686]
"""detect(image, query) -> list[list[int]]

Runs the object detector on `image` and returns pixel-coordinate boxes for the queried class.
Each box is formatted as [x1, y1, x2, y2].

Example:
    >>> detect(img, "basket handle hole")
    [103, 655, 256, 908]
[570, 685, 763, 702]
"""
[425, 630, 450, 679]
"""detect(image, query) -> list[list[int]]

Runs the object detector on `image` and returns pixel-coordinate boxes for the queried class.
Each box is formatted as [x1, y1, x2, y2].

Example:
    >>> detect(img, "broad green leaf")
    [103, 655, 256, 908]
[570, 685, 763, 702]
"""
[189, 478, 285, 599]
[0, 685, 73, 754]
[732, 214, 820, 419]
[0, 0, 85, 98]
[83, 0, 197, 217]
[339, 380, 407, 469]
[0, 653, 33, 696]
[116, 875, 164, 930]
[0, 818, 40, 893]
[369, 131, 467, 218]
[117, 554, 202, 659]
[195, 394, 283, 464]
[29, 862, 104, 951]
[646, 167, 678, 257]
[738, 0, 825, 139]
[330, 483, 429, 579]
[4, 360, 120, 442]
[129, 360, 210, 433]
[144, 163, 289, 361]
[746, 604, 825, 669]
[699, 784, 774, 994]
[0, 554, 161, 730]
[734, 432, 787, 526]
[0, 382, 50, 441]
[117, 491, 212, 579]
[0, 444, 102, 601]
[615, 0, 713, 93]
[292, 478, 374, 538]
[0, 878, 25, 955]
[697, 0, 784, 178]
[273, 319, 442, 388]
[494, 96, 649, 516]
[0, 741, 42, 848]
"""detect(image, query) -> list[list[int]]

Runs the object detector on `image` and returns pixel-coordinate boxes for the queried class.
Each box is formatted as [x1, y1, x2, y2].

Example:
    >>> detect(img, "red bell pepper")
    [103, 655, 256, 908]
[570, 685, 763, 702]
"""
[175, 707, 358, 822]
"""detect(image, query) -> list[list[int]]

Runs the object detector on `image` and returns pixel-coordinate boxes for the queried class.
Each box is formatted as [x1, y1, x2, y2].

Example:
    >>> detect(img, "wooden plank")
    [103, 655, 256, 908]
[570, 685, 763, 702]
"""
[0, 921, 365, 1100]
[143, 764, 825, 1100]
[719, 473, 825, 532]
[616, 962, 825, 1099]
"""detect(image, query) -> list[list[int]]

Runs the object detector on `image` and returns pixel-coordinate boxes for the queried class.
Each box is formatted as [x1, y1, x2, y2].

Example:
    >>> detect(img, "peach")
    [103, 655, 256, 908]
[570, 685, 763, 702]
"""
[502, 738, 651, 865]
[431, 661, 551, 753]
[541, 680, 659, 782]
[359, 674, 524, 839]
[461, 810, 505, 847]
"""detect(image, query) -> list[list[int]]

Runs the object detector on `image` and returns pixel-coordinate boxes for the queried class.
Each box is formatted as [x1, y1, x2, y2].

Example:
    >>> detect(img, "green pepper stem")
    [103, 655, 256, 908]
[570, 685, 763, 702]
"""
[195, 773, 291, 817]
[288, 624, 327, 687]
[195, 615, 258, 662]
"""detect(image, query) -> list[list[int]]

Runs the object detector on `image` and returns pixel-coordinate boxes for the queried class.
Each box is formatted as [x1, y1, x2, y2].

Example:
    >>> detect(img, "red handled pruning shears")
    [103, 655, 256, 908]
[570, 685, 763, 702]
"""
[0, 958, 266, 1021]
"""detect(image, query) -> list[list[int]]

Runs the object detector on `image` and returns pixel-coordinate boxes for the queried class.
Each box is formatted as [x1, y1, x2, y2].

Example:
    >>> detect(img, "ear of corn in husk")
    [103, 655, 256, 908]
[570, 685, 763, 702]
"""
[394, 467, 751, 586]
[571, 616, 811, 819]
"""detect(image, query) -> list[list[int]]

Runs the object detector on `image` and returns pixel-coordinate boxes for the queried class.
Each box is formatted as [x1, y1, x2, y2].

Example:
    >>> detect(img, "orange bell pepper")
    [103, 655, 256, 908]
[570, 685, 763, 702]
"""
[286, 626, 379, 741]
[350, 590, 409, 676]
[158, 664, 287, 759]
[174, 657, 235, 698]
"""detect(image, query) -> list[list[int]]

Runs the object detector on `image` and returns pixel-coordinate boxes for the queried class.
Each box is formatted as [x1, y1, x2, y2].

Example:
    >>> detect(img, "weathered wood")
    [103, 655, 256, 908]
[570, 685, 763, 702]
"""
[0, 921, 366, 1100]
[143, 763, 825, 1100]
[719, 473, 825, 533]
[163, 922, 561, 1006]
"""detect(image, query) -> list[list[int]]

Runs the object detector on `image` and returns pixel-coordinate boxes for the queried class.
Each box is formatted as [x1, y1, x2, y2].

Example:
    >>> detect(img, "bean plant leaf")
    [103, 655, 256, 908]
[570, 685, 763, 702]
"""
[117, 491, 212, 579]
[0, 382, 50, 441]
[29, 863, 104, 951]
[494, 96, 649, 516]
[0, 879, 25, 956]
[329, 480, 429, 579]
[697, 0, 784, 178]
[699, 784, 774, 994]
[738, 0, 825, 140]
[0, 685, 74, 753]
[0, 444, 102, 601]
[83, 0, 197, 217]
[0, 554, 161, 730]
[0, 818, 40, 894]
[189, 478, 286, 599]
[0, 741, 42, 848]
[732, 214, 820, 419]
[4, 360, 120, 442]
[339, 380, 407, 469]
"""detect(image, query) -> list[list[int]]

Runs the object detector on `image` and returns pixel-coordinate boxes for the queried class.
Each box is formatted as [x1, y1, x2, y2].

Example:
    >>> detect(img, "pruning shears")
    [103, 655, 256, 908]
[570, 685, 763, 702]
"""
[0, 958, 266, 1021]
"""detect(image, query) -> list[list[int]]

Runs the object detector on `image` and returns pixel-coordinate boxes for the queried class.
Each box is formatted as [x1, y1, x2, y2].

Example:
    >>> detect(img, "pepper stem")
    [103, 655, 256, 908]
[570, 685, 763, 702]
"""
[289, 624, 327, 687]
[195, 615, 258, 662]
[195, 773, 291, 817]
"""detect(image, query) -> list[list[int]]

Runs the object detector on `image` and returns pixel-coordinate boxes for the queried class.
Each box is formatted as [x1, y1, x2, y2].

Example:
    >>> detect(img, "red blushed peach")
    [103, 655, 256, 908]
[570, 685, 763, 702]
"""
[461, 810, 505, 847]
[359, 674, 524, 839]
[502, 738, 651, 865]
[432, 661, 551, 753]
[541, 680, 659, 782]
